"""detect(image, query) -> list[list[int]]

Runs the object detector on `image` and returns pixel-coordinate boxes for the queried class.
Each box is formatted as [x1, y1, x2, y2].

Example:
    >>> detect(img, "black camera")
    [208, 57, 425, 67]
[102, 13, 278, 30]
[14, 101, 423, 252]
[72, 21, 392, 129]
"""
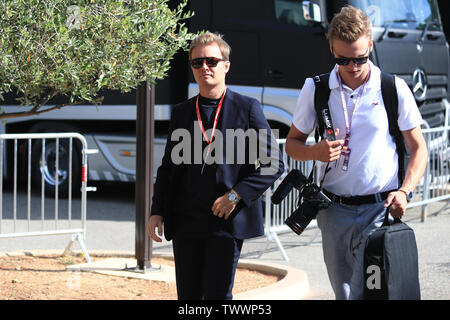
[271, 169, 332, 235]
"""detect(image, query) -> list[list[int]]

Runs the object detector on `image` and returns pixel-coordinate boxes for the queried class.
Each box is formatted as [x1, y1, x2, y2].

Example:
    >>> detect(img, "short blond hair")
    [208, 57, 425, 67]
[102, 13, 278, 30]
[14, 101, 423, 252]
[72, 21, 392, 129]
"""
[327, 5, 372, 43]
[189, 31, 231, 61]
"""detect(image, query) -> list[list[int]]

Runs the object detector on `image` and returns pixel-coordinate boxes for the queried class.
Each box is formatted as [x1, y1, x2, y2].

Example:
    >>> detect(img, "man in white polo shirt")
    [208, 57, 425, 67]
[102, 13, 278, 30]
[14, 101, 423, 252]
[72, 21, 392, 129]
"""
[286, 6, 428, 300]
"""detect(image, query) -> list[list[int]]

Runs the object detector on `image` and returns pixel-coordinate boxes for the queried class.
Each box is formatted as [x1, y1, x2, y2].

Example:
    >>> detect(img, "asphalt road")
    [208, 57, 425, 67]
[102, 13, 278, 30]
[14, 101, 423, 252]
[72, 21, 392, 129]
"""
[1, 181, 449, 300]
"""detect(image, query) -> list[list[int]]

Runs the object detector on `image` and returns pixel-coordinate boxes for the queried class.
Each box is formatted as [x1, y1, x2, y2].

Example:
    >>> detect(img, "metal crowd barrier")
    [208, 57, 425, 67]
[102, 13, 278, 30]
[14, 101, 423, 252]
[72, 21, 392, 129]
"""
[0, 133, 98, 262]
[262, 126, 450, 261]
[410, 126, 450, 220]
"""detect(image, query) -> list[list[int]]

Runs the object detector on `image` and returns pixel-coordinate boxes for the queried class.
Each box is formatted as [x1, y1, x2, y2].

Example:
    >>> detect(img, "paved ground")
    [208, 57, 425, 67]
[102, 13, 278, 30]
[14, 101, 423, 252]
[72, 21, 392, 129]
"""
[1, 182, 449, 300]
[240, 202, 450, 300]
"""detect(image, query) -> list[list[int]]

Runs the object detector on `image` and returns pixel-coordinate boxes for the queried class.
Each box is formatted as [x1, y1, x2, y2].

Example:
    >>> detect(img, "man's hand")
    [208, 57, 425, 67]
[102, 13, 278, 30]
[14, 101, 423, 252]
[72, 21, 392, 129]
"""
[286, 125, 344, 162]
[313, 138, 345, 162]
[384, 191, 408, 218]
[211, 191, 240, 220]
[311, 128, 344, 162]
[147, 215, 164, 242]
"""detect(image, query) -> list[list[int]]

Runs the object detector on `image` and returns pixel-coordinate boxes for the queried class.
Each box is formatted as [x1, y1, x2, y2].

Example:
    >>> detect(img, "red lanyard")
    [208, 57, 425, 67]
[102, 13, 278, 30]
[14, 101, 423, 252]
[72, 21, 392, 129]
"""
[195, 89, 226, 145]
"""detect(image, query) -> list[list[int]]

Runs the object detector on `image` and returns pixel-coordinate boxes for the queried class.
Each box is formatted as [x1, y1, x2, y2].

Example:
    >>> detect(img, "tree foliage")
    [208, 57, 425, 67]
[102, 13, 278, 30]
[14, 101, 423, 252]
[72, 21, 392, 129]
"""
[0, 0, 195, 119]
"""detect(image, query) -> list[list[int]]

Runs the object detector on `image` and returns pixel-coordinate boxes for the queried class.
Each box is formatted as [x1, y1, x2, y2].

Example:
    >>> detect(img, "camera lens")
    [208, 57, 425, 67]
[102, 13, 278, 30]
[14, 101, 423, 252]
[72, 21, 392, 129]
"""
[285, 216, 305, 235]
[284, 202, 318, 236]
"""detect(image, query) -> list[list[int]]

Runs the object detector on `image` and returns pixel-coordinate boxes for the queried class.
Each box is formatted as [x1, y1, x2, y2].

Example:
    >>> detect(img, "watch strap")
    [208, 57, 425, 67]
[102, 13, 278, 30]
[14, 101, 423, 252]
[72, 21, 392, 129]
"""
[398, 188, 413, 201]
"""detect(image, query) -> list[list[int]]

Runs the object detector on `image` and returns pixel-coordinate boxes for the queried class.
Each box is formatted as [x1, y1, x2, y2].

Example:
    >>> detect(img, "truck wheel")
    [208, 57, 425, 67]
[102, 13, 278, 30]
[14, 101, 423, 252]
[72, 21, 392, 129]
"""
[31, 137, 81, 198]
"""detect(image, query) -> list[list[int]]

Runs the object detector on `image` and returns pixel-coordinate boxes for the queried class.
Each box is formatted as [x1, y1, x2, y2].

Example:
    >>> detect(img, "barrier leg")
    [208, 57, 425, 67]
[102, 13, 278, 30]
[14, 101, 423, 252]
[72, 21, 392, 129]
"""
[258, 231, 290, 261]
[257, 235, 272, 259]
[76, 234, 91, 263]
[62, 235, 75, 257]
[62, 233, 91, 263]
[273, 233, 290, 262]
[431, 198, 450, 217]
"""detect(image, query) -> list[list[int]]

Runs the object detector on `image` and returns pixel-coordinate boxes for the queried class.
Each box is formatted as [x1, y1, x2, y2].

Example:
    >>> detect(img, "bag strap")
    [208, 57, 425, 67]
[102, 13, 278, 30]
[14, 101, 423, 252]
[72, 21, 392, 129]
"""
[380, 72, 406, 187]
[313, 73, 332, 143]
[311, 73, 333, 185]
[382, 206, 403, 226]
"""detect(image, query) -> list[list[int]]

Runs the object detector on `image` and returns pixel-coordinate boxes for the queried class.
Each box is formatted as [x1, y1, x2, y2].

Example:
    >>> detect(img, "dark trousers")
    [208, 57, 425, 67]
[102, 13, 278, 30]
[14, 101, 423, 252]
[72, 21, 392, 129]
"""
[172, 231, 244, 300]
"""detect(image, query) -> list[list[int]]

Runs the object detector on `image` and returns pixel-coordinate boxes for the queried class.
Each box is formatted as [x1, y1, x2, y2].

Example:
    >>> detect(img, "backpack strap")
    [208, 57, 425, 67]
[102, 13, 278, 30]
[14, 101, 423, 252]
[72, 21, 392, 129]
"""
[380, 72, 406, 186]
[313, 73, 332, 143]
[312, 73, 333, 184]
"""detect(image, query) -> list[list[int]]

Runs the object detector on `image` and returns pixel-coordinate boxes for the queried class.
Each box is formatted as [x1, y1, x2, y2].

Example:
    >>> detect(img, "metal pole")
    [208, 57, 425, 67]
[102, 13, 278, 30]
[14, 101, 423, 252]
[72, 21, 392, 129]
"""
[135, 81, 154, 271]
[0, 139, 3, 234]
[422, 132, 431, 222]
[13, 139, 17, 233]
[27, 139, 31, 232]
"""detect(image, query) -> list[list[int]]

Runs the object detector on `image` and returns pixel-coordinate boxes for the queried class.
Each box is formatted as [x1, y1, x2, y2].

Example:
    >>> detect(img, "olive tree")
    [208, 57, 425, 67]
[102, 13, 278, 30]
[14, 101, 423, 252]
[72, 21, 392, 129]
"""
[0, 0, 195, 119]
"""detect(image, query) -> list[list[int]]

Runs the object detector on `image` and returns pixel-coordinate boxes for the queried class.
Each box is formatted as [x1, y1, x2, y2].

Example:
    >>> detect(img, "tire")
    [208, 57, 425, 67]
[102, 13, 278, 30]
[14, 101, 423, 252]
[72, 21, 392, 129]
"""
[31, 136, 82, 198]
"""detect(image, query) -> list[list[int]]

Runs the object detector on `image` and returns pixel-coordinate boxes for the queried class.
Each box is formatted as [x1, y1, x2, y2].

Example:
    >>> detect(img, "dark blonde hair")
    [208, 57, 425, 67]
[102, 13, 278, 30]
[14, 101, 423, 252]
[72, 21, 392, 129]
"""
[189, 32, 231, 61]
[326, 5, 372, 43]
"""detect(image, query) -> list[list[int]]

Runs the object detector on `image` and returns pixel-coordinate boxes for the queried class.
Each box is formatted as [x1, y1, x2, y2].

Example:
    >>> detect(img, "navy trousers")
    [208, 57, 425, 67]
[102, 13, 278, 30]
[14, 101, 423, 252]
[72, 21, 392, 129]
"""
[172, 231, 243, 300]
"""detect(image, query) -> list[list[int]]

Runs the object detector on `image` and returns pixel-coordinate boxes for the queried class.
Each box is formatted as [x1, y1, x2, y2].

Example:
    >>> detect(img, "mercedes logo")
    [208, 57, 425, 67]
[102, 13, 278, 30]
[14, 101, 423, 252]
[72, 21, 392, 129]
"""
[412, 69, 428, 101]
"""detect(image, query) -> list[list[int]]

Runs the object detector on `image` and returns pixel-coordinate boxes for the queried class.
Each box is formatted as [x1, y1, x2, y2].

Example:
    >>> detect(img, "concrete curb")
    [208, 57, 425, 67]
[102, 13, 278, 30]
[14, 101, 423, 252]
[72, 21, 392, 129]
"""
[234, 259, 309, 300]
[0, 249, 310, 300]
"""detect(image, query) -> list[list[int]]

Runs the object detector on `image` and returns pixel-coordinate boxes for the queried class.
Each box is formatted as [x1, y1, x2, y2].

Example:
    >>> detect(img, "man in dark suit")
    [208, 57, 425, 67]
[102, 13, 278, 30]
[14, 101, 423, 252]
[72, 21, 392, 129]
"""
[147, 32, 284, 300]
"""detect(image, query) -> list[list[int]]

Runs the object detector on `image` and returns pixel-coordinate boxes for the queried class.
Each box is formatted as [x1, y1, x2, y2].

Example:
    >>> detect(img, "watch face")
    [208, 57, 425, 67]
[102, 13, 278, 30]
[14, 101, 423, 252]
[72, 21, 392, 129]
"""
[228, 192, 237, 201]
[408, 192, 413, 199]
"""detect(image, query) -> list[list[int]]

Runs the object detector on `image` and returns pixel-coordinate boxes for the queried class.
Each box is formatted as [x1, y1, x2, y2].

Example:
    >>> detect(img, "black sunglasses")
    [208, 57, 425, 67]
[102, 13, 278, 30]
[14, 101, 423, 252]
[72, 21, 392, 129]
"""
[190, 57, 224, 69]
[332, 47, 370, 66]
[334, 56, 369, 66]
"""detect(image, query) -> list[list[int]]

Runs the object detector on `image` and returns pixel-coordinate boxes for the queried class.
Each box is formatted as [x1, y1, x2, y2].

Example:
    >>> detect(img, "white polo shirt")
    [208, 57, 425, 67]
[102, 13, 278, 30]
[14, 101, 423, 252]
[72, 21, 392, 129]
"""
[292, 62, 422, 196]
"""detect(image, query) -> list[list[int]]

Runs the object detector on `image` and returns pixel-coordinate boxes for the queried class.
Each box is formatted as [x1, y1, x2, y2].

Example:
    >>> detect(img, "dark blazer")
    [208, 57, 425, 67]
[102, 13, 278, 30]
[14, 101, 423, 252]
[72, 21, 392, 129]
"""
[151, 89, 285, 240]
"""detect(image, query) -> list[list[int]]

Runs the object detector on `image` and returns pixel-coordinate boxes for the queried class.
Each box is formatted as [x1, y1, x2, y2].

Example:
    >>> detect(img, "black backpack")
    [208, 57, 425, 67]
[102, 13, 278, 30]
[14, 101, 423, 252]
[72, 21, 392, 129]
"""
[313, 72, 407, 186]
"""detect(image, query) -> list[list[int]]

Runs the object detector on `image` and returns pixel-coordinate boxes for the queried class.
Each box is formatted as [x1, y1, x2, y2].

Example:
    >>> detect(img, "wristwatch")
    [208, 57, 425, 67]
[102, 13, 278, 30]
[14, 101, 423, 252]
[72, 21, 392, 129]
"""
[227, 190, 240, 204]
[398, 188, 413, 202]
